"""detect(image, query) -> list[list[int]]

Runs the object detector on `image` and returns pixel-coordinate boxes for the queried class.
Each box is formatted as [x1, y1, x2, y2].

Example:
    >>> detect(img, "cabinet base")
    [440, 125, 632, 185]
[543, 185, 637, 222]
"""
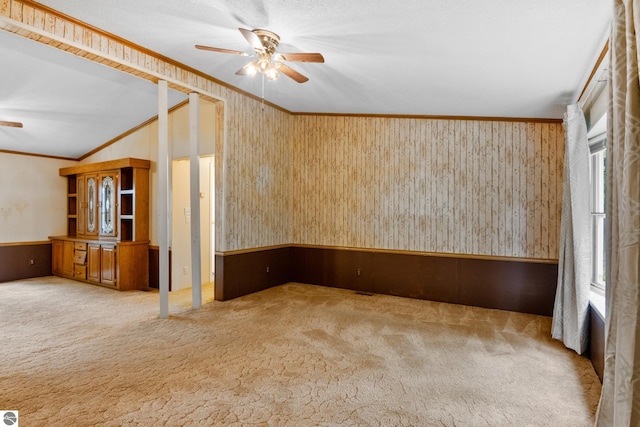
[50, 237, 149, 291]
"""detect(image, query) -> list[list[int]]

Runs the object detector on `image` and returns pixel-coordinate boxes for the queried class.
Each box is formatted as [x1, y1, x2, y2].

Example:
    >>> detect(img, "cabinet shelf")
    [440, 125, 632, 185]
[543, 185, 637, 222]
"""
[67, 176, 77, 194]
[120, 218, 133, 241]
[67, 197, 77, 216]
[120, 167, 134, 191]
[67, 218, 77, 237]
[120, 193, 133, 216]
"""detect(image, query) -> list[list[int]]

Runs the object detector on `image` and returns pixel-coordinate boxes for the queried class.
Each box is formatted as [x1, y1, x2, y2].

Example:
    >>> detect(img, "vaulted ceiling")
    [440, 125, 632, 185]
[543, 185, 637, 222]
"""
[0, 0, 611, 159]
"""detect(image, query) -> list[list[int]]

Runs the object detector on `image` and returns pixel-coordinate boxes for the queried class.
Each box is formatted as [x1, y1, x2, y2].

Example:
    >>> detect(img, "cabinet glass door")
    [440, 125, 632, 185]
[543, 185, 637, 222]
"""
[99, 172, 117, 237]
[86, 176, 98, 236]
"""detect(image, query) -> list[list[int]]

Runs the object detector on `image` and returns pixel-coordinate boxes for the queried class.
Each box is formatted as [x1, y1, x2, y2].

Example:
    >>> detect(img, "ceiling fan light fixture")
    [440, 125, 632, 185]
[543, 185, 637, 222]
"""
[245, 62, 257, 76]
[198, 28, 324, 84]
[257, 57, 270, 72]
[266, 65, 279, 81]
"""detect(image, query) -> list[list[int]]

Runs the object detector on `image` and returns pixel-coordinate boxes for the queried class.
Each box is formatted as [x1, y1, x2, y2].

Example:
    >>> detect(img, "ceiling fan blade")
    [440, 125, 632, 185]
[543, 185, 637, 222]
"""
[0, 120, 23, 128]
[277, 52, 324, 63]
[195, 45, 249, 56]
[238, 28, 265, 52]
[235, 61, 258, 76]
[277, 63, 309, 83]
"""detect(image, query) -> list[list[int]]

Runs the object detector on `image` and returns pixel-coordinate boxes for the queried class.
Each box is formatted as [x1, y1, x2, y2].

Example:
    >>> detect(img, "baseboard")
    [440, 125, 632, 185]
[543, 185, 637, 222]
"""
[215, 245, 559, 316]
[0, 242, 52, 282]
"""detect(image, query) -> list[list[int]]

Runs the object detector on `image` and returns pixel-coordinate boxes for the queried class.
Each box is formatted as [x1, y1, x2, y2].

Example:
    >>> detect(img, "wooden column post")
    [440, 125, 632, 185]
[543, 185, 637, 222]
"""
[158, 80, 170, 318]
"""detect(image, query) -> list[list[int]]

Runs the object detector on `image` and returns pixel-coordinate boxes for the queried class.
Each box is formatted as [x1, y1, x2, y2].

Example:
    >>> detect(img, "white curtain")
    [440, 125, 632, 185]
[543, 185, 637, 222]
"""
[595, 0, 640, 424]
[551, 104, 591, 354]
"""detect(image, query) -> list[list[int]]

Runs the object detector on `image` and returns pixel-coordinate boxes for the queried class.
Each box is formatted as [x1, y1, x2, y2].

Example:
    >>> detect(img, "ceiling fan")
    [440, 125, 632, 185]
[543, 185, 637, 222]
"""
[196, 28, 324, 83]
[0, 120, 23, 128]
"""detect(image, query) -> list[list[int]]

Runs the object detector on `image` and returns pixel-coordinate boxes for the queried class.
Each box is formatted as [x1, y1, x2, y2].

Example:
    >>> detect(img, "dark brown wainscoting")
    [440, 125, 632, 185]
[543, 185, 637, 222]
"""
[148, 246, 171, 290]
[589, 305, 605, 382]
[216, 245, 559, 316]
[215, 246, 293, 301]
[0, 242, 52, 282]
[458, 258, 558, 316]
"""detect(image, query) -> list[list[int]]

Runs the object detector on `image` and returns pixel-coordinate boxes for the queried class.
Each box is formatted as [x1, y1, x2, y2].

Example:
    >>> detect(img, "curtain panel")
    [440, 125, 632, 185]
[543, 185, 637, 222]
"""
[595, 0, 640, 424]
[551, 104, 591, 354]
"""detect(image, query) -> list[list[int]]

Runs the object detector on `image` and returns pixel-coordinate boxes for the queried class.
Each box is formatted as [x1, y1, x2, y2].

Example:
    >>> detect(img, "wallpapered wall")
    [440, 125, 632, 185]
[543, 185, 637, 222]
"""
[292, 116, 564, 260]
[221, 91, 293, 251]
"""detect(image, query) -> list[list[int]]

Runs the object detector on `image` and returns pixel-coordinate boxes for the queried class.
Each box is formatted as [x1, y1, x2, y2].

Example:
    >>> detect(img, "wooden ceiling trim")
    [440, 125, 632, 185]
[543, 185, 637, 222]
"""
[578, 40, 609, 102]
[293, 112, 562, 124]
[0, 148, 76, 161]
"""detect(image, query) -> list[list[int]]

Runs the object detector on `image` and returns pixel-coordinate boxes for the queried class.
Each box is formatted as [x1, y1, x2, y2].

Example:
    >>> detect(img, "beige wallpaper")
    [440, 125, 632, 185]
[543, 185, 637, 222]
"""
[292, 116, 563, 260]
[221, 91, 292, 251]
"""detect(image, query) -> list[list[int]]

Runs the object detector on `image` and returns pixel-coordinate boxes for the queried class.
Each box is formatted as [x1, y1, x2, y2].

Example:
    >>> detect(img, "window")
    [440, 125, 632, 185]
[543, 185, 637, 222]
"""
[589, 120, 606, 293]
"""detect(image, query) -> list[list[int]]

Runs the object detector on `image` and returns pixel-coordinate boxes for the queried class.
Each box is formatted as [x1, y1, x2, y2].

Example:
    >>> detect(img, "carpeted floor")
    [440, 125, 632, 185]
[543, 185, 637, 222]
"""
[0, 277, 601, 426]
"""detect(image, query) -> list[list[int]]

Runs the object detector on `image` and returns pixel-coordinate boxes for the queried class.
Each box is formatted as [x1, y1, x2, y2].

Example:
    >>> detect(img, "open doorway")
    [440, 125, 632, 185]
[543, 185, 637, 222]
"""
[167, 96, 218, 304]
[171, 157, 215, 298]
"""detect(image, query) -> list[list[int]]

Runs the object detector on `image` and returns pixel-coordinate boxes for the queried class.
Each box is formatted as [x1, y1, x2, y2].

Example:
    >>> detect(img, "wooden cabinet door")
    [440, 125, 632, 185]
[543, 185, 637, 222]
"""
[87, 243, 101, 283]
[99, 172, 118, 238]
[100, 245, 117, 286]
[52, 240, 63, 275]
[85, 174, 99, 237]
[62, 241, 75, 278]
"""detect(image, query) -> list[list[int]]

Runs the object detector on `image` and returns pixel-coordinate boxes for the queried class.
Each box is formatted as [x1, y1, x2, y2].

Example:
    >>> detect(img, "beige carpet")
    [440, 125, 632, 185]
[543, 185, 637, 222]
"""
[0, 277, 601, 426]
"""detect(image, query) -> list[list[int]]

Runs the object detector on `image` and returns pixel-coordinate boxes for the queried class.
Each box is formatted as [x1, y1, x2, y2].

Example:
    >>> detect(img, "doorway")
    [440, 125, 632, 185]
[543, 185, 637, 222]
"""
[171, 157, 215, 296]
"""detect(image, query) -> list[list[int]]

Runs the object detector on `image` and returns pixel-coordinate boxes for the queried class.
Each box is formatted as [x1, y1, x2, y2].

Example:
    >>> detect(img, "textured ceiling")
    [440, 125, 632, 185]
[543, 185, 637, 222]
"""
[1, 1, 611, 158]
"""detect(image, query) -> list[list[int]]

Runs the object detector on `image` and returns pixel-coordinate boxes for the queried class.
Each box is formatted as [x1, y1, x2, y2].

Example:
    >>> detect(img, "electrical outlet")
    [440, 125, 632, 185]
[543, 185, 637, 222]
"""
[183, 266, 188, 275]
[357, 268, 361, 276]
[29, 259, 35, 265]
[266, 266, 270, 273]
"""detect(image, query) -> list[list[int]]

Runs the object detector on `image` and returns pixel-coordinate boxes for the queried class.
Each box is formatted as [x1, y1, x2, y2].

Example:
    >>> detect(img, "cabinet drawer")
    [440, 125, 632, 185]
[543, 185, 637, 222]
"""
[74, 265, 87, 280]
[74, 242, 87, 251]
[73, 250, 87, 264]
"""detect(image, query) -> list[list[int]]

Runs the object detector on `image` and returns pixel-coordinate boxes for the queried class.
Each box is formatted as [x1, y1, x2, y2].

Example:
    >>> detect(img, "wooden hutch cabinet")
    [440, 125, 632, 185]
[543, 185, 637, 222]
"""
[50, 158, 150, 291]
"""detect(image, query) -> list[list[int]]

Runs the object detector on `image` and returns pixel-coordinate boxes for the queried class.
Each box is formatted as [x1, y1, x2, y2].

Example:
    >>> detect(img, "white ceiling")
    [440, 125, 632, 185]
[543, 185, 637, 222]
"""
[1, 0, 611, 158]
[0, 30, 187, 159]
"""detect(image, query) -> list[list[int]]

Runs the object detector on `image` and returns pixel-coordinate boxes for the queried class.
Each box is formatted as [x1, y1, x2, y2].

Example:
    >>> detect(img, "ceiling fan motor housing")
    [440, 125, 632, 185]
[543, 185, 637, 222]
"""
[253, 29, 280, 55]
